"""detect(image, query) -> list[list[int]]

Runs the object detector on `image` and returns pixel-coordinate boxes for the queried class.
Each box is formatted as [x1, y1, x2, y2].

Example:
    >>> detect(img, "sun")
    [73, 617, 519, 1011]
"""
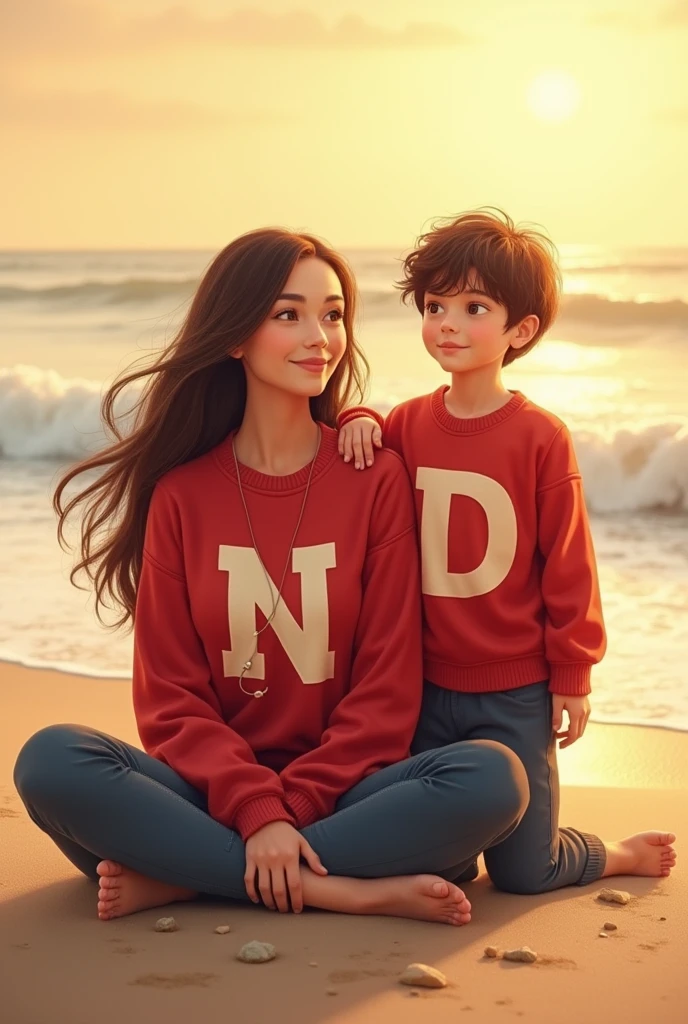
[527, 71, 581, 122]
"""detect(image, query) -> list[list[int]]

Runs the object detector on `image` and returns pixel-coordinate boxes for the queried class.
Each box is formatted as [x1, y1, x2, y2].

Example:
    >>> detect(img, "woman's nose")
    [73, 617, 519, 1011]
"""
[306, 326, 328, 347]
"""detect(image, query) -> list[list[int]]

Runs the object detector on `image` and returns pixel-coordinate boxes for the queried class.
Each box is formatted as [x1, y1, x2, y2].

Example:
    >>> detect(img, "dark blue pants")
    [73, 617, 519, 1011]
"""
[14, 723, 529, 899]
[413, 681, 606, 894]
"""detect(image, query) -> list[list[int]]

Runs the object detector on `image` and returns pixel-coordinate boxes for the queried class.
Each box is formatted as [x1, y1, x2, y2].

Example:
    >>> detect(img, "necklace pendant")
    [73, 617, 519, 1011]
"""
[244, 660, 252, 670]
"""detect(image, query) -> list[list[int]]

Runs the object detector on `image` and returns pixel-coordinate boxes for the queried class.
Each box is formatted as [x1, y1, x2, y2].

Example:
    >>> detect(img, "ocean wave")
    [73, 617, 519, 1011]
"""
[0, 365, 136, 461]
[360, 289, 688, 329]
[0, 277, 198, 306]
[0, 649, 130, 681]
[2, 274, 688, 330]
[559, 294, 688, 329]
[2, 365, 687, 513]
[563, 261, 688, 274]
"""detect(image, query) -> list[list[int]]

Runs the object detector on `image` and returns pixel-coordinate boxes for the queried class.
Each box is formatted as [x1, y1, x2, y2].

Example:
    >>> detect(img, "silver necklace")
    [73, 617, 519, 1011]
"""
[232, 430, 321, 699]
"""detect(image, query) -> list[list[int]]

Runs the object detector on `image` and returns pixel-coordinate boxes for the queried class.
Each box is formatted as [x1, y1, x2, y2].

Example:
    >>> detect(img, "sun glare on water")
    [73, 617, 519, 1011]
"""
[527, 71, 581, 122]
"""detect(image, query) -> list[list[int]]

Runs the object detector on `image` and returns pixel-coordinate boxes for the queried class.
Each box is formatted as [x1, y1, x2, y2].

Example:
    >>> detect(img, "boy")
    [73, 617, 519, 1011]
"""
[338, 209, 676, 893]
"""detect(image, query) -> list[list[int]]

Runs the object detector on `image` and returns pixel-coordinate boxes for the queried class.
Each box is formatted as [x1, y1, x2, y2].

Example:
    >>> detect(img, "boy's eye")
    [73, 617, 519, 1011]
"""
[467, 302, 489, 315]
[425, 301, 443, 314]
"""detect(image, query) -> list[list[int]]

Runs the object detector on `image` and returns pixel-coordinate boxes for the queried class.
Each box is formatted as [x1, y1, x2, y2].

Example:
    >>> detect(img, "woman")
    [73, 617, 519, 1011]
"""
[13, 229, 529, 925]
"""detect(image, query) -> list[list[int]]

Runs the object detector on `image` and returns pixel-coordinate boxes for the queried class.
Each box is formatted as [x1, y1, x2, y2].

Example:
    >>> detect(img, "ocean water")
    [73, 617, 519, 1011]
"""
[0, 247, 687, 730]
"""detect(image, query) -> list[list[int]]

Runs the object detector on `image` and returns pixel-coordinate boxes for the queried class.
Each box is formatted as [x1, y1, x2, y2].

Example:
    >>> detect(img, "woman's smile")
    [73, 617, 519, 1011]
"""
[290, 356, 330, 372]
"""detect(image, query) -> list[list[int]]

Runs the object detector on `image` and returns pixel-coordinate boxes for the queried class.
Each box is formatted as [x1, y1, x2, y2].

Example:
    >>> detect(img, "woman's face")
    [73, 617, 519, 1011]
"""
[235, 256, 347, 399]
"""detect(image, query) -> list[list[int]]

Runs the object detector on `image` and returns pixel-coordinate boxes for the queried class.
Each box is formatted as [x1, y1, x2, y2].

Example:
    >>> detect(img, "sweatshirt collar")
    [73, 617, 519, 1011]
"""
[214, 421, 338, 493]
[431, 386, 526, 435]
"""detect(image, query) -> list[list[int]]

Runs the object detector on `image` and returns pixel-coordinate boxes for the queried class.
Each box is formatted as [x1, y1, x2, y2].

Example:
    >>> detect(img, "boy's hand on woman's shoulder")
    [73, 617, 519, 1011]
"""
[552, 694, 591, 749]
[338, 417, 382, 470]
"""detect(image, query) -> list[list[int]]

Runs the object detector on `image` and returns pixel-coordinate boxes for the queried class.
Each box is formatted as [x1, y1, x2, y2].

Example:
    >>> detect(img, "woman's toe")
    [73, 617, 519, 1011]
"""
[97, 860, 122, 877]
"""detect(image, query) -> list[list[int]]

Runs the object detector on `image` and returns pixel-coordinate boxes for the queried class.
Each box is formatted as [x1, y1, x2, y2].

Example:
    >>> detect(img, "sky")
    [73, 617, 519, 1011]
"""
[1, 0, 687, 248]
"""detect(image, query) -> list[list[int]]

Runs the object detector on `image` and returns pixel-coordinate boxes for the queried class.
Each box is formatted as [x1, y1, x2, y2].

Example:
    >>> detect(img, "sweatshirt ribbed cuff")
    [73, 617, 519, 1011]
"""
[548, 663, 592, 696]
[336, 406, 384, 430]
[575, 831, 607, 885]
[284, 788, 321, 829]
[233, 796, 295, 842]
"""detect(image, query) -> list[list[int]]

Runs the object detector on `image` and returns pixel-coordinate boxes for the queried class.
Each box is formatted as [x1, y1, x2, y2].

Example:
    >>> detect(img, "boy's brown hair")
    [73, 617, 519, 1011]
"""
[398, 207, 561, 366]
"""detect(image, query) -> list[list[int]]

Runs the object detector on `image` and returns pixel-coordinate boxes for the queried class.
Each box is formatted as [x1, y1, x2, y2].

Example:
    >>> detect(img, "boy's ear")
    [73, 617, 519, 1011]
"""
[510, 314, 539, 351]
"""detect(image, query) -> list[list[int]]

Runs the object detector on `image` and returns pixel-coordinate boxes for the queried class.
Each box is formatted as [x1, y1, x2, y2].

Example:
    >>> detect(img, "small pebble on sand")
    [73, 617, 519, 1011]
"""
[596, 888, 631, 905]
[603, 922, 617, 932]
[484, 946, 500, 958]
[309, 961, 318, 967]
[154, 917, 178, 932]
[503, 947, 537, 963]
[326, 989, 338, 996]
[598, 932, 608, 938]
[660, 917, 667, 921]
[236, 940, 276, 964]
[399, 963, 448, 988]
[214, 925, 231, 934]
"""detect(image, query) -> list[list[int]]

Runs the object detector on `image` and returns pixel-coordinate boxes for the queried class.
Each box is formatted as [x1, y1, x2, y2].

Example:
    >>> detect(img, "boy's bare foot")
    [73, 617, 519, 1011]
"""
[96, 860, 197, 921]
[602, 832, 677, 879]
[301, 870, 472, 925]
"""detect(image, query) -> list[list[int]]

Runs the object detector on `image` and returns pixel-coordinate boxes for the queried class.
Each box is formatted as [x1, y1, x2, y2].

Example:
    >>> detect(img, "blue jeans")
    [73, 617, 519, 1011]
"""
[13, 723, 529, 899]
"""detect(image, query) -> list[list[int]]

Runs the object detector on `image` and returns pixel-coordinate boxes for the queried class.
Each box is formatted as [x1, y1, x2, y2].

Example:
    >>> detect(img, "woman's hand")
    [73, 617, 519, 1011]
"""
[244, 821, 328, 913]
[338, 417, 382, 470]
[552, 694, 591, 749]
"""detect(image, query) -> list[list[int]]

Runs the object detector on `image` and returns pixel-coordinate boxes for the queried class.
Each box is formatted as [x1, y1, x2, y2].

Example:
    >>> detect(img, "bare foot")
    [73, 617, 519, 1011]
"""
[96, 860, 197, 921]
[602, 832, 677, 879]
[301, 869, 472, 925]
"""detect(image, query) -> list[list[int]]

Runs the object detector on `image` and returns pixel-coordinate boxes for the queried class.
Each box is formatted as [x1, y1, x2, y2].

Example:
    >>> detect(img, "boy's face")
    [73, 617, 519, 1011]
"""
[421, 272, 535, 375]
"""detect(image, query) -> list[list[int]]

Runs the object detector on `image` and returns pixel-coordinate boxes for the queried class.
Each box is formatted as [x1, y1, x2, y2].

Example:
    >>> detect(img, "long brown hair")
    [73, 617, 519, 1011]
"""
[54, 228, 368, 629]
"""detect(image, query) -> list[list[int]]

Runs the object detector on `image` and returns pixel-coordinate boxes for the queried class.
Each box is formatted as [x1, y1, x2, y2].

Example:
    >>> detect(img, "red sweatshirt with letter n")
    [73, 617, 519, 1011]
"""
[132, 425, 423, 842]
[344, 388, 606, 696]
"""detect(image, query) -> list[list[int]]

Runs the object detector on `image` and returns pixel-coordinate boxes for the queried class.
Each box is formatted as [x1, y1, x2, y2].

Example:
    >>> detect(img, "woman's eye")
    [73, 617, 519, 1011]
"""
[425, 301, 442, 314]
[274, 309, 298, 321]
[325, 309, 344, 322]
[467, 302, 489, 315]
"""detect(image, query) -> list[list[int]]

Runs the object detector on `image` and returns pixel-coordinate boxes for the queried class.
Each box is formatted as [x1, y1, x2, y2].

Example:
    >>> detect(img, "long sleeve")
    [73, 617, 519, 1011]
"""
[133, 483, 294, 841]
[537, 427, 607, 696]
[335, 405, 406, 458]
[336, 405, 385, 430]
[279, 456, 424, 827]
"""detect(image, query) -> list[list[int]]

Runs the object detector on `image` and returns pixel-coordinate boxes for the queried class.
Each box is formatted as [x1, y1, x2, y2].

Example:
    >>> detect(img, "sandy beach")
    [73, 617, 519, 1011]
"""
[0, 663, 684, 1023]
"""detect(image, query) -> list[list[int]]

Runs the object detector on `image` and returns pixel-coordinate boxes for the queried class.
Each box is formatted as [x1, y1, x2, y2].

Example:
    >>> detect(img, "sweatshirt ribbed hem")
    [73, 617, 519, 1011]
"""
[549, 663, 593, 696]
[425, 655, 549, 692]
[214, 422, 338, 493]
[575, 831, 607, 885]
[431, 386, 526, 434]
[233, 796, 295, 842]
[284, 788, 321, 829]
